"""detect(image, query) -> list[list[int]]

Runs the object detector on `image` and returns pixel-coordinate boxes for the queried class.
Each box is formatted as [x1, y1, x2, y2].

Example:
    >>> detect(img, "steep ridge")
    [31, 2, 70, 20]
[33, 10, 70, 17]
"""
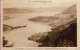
[62, 4, 77, 14]
[28, 4, 77, 47]
[41, 4, 77, 47]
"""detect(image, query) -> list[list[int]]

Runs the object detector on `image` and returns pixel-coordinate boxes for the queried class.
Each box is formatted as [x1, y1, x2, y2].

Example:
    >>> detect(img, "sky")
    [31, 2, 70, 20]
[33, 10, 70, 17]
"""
[2, 0, 77, 8]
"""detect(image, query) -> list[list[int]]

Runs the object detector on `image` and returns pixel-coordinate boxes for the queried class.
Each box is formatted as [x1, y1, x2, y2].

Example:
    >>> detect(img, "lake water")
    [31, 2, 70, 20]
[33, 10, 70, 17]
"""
[4, 12, 59, 47]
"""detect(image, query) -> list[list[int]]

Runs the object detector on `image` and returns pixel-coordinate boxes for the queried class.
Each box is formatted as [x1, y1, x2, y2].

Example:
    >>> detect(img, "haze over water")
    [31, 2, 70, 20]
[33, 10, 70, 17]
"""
[3, 0, 76, 47]
[4, 12, 60, 47]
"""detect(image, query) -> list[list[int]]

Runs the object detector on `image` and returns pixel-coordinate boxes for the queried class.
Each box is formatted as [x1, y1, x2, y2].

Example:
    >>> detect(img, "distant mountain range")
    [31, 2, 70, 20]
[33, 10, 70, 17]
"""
[3, 7, 66, 14]
[28, 4, 77, 25]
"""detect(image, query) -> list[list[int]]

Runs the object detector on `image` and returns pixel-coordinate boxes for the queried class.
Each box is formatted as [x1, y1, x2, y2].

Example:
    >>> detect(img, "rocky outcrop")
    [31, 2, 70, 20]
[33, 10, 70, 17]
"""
[3, 24, 13, 32]
[28, 32, 48, 43]
[39, 22, 77, 47]
[3, 36, 8, 47]
[3, 36, 14, 47]
[53, 23, 77, 47]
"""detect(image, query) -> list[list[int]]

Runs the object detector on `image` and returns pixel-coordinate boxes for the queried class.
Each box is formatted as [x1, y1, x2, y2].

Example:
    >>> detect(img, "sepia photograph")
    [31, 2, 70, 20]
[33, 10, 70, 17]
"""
[2, 0, 77, 48]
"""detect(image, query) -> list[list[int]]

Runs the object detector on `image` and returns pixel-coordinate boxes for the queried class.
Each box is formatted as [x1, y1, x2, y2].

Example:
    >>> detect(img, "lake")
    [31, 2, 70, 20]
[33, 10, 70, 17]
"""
[3, 12, 59, 47]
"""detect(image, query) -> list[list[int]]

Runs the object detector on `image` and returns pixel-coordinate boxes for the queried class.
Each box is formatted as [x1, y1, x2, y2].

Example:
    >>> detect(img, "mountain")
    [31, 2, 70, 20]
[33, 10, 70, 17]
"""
[62, 4, 77, 14]
[3, 8, 35, 14]
[28, 4, 77, 47]
[28, 4, 77, 27]
[3, 7, 66, 14]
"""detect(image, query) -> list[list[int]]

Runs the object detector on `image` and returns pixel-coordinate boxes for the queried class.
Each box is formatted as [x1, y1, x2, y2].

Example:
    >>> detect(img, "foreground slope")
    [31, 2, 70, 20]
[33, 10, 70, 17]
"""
[28, 4, 77, 47]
